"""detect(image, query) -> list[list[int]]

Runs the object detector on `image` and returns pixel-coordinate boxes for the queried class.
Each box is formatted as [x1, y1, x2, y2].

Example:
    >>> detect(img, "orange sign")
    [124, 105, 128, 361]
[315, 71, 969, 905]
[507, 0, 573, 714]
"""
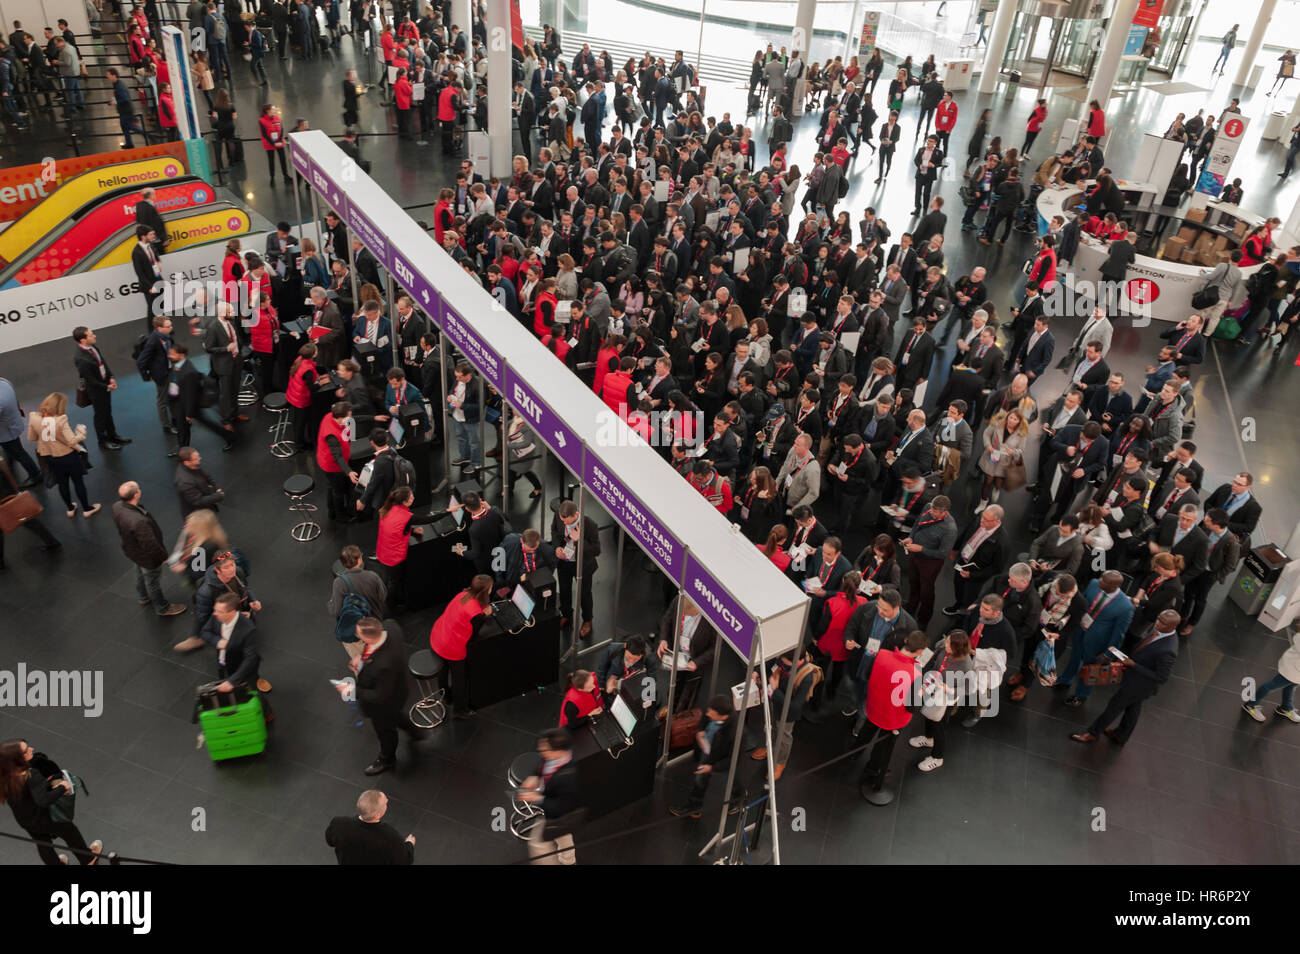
[0, 143, 189, 224]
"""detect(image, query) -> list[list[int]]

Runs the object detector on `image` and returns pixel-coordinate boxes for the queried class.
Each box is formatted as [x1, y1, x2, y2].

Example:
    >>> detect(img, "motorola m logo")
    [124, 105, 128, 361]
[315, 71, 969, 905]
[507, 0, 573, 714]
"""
[691, 577, 743, 634]
[393, 255, 415, 288]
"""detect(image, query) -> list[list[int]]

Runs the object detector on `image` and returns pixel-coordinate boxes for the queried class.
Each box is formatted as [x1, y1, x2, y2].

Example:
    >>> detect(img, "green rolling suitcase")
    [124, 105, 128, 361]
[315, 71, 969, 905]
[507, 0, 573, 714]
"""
[196, 684, 267, 761]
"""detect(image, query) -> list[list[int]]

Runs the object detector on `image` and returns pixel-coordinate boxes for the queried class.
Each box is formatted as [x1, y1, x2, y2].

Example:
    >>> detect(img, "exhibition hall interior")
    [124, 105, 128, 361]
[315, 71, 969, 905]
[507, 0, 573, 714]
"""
[1, 0, 1300, 870]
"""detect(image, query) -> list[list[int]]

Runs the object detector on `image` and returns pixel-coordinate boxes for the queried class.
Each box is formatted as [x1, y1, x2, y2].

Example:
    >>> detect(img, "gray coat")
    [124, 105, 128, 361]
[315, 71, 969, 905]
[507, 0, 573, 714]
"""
[776, 448, 821, 510]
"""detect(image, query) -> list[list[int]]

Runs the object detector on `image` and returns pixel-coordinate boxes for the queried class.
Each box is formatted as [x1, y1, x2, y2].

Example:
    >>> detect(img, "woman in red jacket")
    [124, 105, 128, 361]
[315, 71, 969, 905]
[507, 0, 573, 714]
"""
[533, 277, 558, 337]
[376, 486, 439, 610]
[430, 574, 494, 714]
[1023, 98, 1047, 156]
[934, 91, 958, 155]
[221, 239, 244, 307]
[432, 188, 455, 245]
[592, 332, 623, 395]
[558, 670, 603, 728]
[1239, 225, 1270, 267]
[243, 256, 280, 395]
[1085, 99, 1106, 140]
[158, 83, 178, 141]
[813, 572, 866, 707]
[1027, 233, 1058, 293]
[394, 68, 413, 140]
[258, 103, 290, 184]
[759, 525, 792, 572]
[285, 343, 318, 452]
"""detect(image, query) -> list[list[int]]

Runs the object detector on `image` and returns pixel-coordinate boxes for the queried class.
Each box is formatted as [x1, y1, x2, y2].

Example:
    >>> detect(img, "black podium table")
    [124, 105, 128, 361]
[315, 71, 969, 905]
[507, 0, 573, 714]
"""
[466, 610, 562, 710]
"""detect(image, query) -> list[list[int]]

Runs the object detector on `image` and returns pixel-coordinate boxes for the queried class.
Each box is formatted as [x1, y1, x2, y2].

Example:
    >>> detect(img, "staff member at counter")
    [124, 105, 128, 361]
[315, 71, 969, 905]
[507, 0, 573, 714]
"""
[430, 574, 495, 716]
[448, 491, 509, 575]
[375, 486, 439, 611]
[558, 670, 603, 728]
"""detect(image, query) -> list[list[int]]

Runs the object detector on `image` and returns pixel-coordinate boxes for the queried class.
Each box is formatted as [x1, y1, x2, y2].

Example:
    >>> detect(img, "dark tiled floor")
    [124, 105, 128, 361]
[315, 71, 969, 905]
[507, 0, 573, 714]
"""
[2, 15, 1300, 865]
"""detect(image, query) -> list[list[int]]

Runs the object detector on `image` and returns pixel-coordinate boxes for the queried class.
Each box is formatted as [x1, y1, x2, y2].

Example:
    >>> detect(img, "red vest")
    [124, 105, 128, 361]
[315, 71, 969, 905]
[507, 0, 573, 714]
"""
[816, 593, 867, 662]
[286, 359, 316, 409]
[601, 370, 633, 417]
[558, 686, 602, 727]
[865, 649, 918, 730]
[534, 291, 558, 337]
[593, 346, 619, 394]
[316, 413, 351, 473]
[376, 504, 412, 567]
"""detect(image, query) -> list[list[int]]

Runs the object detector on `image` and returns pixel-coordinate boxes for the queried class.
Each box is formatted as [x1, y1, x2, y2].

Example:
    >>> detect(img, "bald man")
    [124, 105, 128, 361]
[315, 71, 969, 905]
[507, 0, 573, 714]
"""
[111, 481, 187, 616]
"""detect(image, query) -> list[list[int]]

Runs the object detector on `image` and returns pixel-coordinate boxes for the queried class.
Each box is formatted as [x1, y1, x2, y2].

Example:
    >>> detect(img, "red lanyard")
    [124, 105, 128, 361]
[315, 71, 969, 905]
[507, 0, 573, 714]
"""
[1117, 433, 1135, 457]
[524, 550, 536, 573]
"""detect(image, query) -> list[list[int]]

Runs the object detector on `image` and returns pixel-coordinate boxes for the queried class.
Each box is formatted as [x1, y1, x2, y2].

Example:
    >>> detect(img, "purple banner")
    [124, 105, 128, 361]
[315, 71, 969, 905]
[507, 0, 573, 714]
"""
[289, 142, 310, 178]
[307, 160, 343, 212]
[344, 196, 390, 270]
[685, 552, 756, 659]
[441, 303, 502, 390]
[504, 366, 582, 474]
[583, 450, 683, 581]
[389, 248, 442, 320]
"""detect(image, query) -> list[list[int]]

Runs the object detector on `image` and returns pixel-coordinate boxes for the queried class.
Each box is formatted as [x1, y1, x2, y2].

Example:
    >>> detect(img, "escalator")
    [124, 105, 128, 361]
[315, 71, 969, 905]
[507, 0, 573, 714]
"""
[77, 204, 252, 272]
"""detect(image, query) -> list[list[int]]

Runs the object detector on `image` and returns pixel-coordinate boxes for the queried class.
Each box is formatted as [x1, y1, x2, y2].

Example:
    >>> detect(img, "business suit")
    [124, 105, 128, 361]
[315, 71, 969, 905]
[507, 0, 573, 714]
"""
[1012, 329, 1055, 382]
[1058, 581, 1135, 699]
[202, 314, 243, 425]
[198, 613, 265, 697]
[132, 240, 164, 331]
[949, 521, 1006, 610]
[1088, 387, 1133, 436]
[1159, 323, 1206, 365]
[551, 512, 601, 627]
[354, 621, 414, 768]
[134, 200, 169, 250]
[1203, 484, 1262, 542]
[893, 328, 935, 391]
[73, 343, 120, 447]
[1152, 515, 1209, 582]
[1042, 424, 1108, 523]
[325, 816, 414, 864]
[888, 424, 934, 479]
[1083, 628, 1177, 742]
[169, 358, 229, 450]
[879, 275, 908, 323]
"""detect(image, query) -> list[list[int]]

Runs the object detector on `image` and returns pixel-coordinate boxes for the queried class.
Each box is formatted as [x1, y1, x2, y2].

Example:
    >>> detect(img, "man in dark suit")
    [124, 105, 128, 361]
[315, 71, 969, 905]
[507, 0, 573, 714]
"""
[1150, 505, 1209, 582]
[1065, 340, 1110, 398]
[1099, 228, 1136, 285]
[337, 617, 416, 776]
[669, 694, 739, 818]
[1159, 315, 1206, 365]
[962, 326, 1004, 388]
[943, 505, 1007, 616]
[1041, 420, 1110, 526]
[886, 235, 919, 287]
[930, 366, 986, 429]
[174, 446, 224, 518]
[885, 408, 933, 479]
[1179, 508, 1241, 636]
[1010, 315, 1055, 385]
[72, 326, 130, 450]
[912, 135, 943, 215]
[326, 790, 415, 864]
[167, 343, 234, 453]
[1006, 281, 1045, 363]
[202, 302, 243, 429]
[893, 317, 935, 393]
[134, 188, 169, 253]
[135, 314, 175, 434]
[552, 499, 601, 637]
[1088, 372, 1134, 438]
[199, 592, 272, 719]
[131, 224, 164, 332]
[1071, 609, 1180, 745]
[518, 728, 584, 864]
[879, 265, 908, 324]
[911, 197, 947, 247]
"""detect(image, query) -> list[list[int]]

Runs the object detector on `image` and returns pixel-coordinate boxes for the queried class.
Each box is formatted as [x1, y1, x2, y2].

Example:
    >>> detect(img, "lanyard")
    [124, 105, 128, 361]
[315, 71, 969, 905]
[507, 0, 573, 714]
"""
[1087, 590, 1117, 616]
[1117, 433, 1135, 457]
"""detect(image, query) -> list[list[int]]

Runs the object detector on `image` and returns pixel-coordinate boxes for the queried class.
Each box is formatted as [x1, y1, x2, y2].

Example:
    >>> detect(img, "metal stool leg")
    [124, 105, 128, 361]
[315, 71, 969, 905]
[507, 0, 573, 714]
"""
[270, 409, 295, 459]
[408, 677, 447, 729]
[238, 368, 259, 407]
[289, 493, 321, 542]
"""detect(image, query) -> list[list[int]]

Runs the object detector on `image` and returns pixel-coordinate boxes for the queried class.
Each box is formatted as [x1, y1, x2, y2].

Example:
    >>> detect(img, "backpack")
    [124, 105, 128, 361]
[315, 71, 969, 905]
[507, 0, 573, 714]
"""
[838, 172, 850, 199]
[392, 453, 416, 488]
[334, 572, 372, 640]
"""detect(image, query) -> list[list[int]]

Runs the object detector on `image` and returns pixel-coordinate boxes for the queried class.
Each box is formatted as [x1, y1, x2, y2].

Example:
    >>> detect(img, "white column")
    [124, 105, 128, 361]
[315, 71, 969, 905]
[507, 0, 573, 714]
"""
[457, 0, 473, 43]
[1084, 0, 1142, 109]
[1232, 0, 1277, 88]
[844, 0, 862, 62]
[792, 0, 816, 60]
[1286, 191, 1300, 248]
[977, 0, 1017, 94]
[486, 0, 513, 179]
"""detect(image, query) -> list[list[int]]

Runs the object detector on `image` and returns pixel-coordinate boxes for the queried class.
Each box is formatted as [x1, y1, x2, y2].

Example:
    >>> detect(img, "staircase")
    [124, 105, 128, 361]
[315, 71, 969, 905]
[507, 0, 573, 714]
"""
[523, 26, 754, 88]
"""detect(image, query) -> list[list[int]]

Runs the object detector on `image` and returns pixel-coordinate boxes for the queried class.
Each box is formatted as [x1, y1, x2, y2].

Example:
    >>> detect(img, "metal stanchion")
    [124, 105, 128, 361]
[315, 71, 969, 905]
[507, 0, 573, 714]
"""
[500, 400, 511, 513]
[439, 330, 453, 491]
[562, 483, 588, 673]
[701, 635, 760, 862]
[658, 589, 686, 765]
[384, 269, 399, 370]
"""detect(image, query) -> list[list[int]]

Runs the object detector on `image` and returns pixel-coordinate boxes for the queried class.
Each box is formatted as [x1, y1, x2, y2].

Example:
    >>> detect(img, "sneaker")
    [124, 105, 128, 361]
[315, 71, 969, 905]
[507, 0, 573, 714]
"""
[973, 498, 989, 513]
[840, 706, 857, 717]
[363, 759, 393, 776]
[451, 457, 470, 466]
[158, 603, 188, 617]
[1242, 703, 1266, 722]
[82, 503, 101, 517]
[917, 756, 944, 772]
[908, 735, 933, 748]
[1274, 706, 1300, 724]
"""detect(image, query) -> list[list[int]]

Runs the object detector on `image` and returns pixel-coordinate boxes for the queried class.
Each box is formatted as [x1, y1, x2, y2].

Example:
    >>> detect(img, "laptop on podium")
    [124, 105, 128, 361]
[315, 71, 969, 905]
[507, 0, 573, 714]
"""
[590, 693, 639, 751]
[490, 582, 536, 633]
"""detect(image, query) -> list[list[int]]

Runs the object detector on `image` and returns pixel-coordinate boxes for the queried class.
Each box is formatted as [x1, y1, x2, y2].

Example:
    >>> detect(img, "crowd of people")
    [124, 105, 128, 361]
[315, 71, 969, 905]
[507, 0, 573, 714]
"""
[3, 0, 1300, 865]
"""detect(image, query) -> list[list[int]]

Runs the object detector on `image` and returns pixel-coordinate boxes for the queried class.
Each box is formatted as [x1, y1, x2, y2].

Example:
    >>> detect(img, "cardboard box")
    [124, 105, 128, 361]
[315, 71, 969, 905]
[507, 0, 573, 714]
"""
[1232, 220, 1250, 237]
[1180, 248, 1196, 263]
[1186, 207, 1207, 224]
[1163, 236, 1187, 260]
[1212, 250, 1233, 264]
[1212, 234, 1230, 251]
[1177, 226, 1199, 243]
[1197, 249, 1217, 266]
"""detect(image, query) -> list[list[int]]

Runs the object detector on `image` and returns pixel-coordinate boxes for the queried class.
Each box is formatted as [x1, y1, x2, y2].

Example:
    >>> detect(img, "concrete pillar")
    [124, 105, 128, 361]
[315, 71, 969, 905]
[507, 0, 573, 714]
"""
[1286, 191, 1300, 248]
[456, 0, 473, 43]
[792, 0, 815, 61]
[486, 0, 513, 179]
[843, 0, 861, 62]
[977, 0, 1017, 95]
[1232, 0, 1277, 88]
[1084, 0, 1142, 111]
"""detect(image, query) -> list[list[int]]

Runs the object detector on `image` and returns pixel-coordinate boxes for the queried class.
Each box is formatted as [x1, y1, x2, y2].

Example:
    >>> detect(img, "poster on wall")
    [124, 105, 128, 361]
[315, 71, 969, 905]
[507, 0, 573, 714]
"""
[1132, 0, 1166, 28]
[858, 10, 880, 57]
[1195, 115, 1249, 199]
[1123, 24, 1148, 56]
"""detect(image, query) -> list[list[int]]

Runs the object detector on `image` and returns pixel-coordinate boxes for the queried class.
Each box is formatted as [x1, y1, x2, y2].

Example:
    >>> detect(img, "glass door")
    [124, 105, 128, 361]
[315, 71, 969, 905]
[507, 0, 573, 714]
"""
[1146, 14, 1193, 75]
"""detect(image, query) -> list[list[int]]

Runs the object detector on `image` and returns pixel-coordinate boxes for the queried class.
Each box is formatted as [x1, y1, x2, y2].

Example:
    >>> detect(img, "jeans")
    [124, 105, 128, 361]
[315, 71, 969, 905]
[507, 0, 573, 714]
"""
[118, 113, 146, 147]
[212, 40, 233, 83]
[135, 563, 169, 613]
[1213, 47, 1230, 72]
[0, 437, 39, 482]
[251, 55, 269, 84]
[454, 418, 481, 466]
[1254, 672, 1297, 710]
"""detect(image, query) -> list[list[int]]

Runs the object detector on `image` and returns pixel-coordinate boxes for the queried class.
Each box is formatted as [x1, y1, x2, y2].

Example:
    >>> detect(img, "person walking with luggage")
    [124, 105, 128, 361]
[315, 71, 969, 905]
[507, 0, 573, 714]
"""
[199, 592, 273, 721]
[112, 481, 188, 618]
[0, 739, 105, 865]
[669, 694, 741, 818]
[336, 616, 418, 776]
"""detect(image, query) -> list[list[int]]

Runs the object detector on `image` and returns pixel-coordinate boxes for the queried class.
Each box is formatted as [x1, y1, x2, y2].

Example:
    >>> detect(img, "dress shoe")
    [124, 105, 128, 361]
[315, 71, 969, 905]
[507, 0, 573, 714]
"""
[158, 603, 188, 617]
[173, 636, 205, 652]
[750, 746, 768, 760]
[111, 436, 132, 444]
[222, 442, 235, 452]
[139, 599, 152, 606]
[1178, 624, 1194, 636]
[363, 759, 394, 776]
[941, 604, 962, 617]
[167, 450, 179, 459]
[1063, 696, 1083, 707]
[669, 804, 702, 818]
[1069, 731, 1097, 743]
[1007, 672, 1024, 687]
[1103, 728, 1124, 744]
[101, 441, 124, 451]
[257, 678, 273, 693]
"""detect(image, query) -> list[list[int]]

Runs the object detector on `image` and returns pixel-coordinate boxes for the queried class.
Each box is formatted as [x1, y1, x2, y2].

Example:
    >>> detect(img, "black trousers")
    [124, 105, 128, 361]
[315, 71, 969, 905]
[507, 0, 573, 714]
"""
[1087, 687, 1147, 742]
[174, 405, 232, 449]
[28, 822, 93, 866]
[1023, 130, 1040, 155]
[0, 515, 59, 567]
[292, 403, 313, 450]
[558, 561, 595, 623]
[325, 470, 353, 518]
[143, 290, 162, 330]
[368, 704, 416, 764]
[1181, 573, 1215, 626]
[89, 389, 117, 444]
[984, 208, 1014, 242]
[265, 147, 289, 180]
[856, 722, 899, 789]
[436, 654, 471, 712]
[905, 555, 944, 629]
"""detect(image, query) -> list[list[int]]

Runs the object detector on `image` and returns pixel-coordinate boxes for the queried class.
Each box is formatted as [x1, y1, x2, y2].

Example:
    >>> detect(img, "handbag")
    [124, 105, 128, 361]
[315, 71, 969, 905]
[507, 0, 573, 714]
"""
[919, 670, 953, 721]
[1190, 286, 1219, 309]
[1080, 661, 1125, 686]
[1030, 639, 1057, 686]
[1002, 457, 1028, 491]
[75, 380, 91, 408]
[47, 772, 87, 824]
[666, 707, 701, 750]
[0, 490, 43, 533]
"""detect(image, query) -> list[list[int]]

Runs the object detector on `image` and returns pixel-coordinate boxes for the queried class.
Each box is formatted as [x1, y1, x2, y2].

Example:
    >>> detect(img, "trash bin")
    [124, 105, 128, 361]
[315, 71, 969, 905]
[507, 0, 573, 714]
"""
[1003, 69, 1021, 101]
[1247, 63, 1264, 89]
[1263, 110, 1289, 141]
[1229, 544, 1291, 616]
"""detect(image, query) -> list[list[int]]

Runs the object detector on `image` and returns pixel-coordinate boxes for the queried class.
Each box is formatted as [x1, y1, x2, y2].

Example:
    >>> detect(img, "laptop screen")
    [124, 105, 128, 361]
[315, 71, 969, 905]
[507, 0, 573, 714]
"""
[511, 583, 535, 619]
[388, 418, 405, 444]
[451, 506, 465, 527]
[611, 693, 637, 738]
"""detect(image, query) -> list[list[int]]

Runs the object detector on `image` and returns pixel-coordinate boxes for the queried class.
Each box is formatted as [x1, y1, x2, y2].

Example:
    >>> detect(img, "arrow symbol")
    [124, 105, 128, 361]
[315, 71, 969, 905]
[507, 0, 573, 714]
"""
[554, 431, 566, 449]
[421, 290, 430, 304]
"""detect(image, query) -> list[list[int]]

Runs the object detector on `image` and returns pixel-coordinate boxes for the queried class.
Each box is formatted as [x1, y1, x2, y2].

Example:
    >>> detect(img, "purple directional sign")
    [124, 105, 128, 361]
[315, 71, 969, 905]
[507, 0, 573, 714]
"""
[307, 160, 344, 212]
[389, 248, 442, 319]
[344, 195, 390, 270]
[441, 302, 502, 390]
[504, 365, 582, 474]
[583, 450, 684, 582]
[684, 552, 756, 659]
[289, 142, 310, 179]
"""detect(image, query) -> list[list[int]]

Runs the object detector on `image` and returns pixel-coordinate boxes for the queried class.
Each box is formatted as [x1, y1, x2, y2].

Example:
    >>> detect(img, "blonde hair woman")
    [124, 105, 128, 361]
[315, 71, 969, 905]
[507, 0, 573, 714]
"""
[976, 408, 1028, 511]
[27, 393, 99, 518]
[169, 509, 229, 585]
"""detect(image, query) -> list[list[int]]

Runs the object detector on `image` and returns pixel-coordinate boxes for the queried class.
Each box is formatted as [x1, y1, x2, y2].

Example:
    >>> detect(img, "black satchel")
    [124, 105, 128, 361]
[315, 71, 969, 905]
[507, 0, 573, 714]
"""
[1190, 286, 1219, 309]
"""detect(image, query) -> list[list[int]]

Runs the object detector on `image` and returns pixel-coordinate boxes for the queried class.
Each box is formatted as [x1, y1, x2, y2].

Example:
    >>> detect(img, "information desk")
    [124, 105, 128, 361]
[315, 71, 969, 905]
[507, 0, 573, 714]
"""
[467, 608, 562, 710]
[572, 717, 659, 822]
[403, 520, 475, 611]
[1036, 182, 1295, 323]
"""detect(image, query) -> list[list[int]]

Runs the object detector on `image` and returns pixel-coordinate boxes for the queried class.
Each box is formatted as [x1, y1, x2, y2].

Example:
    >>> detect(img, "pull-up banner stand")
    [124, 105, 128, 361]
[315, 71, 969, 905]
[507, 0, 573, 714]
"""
[289, 131, 810, 861]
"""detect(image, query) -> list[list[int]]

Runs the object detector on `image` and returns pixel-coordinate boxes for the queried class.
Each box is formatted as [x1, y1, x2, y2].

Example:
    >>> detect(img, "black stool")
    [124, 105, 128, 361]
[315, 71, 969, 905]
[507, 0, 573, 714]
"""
[263, 392, 293, 459]
[283, 474, 320, 542]
[407, 650, 447, 729]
